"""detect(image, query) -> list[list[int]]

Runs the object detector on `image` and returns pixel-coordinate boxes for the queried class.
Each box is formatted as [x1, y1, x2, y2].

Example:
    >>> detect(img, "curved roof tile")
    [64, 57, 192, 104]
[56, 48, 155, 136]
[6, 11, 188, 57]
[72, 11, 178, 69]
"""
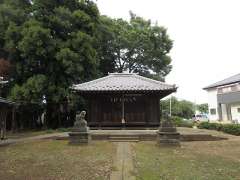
[73, 73, 177, 92]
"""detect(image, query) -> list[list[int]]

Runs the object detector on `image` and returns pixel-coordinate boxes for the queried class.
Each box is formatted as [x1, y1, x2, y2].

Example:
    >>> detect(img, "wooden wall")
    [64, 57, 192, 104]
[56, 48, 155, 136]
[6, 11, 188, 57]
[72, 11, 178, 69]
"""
[86, 93, 161, 127]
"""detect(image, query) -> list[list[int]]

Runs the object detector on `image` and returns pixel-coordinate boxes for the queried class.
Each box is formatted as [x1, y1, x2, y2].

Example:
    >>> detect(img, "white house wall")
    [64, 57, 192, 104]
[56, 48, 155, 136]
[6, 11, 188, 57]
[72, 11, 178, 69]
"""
[207, 88, 219, 121]
[231, 104, 240, 123]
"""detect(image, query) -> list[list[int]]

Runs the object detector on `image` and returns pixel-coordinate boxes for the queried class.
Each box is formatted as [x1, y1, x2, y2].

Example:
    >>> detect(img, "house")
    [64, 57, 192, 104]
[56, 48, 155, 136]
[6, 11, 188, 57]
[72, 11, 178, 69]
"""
[73, 73, 177, 127]
[203, 73, 240, 123]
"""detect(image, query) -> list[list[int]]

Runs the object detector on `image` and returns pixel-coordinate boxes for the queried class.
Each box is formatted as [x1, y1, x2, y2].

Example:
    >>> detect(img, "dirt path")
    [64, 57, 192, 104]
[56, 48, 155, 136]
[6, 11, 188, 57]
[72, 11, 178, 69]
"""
[110, 142, 136, 180]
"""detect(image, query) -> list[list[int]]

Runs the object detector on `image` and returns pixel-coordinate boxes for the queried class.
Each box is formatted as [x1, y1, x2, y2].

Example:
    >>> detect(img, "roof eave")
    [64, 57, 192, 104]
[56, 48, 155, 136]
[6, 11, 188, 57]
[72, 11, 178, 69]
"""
[72, 88, 177, 94]
[203, 81, 240, 91]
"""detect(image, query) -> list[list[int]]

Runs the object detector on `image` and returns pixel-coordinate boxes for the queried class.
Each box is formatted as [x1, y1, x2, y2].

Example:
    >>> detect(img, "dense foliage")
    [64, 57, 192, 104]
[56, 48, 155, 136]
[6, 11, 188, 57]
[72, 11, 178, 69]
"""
[161, 97, 195, 119]
[198, 122, 240, 136]
[0, 0, 100, 128]
[0, 0, 174, 129]
[197, 103, 208, 114]
[171, 116, 194, 128]
[97, 13, 173, 80]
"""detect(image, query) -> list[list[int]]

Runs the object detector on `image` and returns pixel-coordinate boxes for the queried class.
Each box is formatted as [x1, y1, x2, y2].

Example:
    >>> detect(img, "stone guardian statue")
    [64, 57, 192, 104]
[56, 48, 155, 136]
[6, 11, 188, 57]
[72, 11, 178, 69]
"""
[68, 111, 91, 145]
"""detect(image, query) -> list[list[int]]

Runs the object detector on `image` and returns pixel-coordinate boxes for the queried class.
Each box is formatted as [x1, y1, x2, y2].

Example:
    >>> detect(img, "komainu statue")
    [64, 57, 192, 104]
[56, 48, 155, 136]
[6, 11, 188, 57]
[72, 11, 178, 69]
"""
[73, 111, 89, 132]
[69, 110, 91, 145]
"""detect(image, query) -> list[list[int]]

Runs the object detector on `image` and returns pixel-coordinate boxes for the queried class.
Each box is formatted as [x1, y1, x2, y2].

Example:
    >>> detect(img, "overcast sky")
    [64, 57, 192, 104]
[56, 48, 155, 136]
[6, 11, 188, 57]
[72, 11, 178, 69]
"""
[96, 0, 240, 104]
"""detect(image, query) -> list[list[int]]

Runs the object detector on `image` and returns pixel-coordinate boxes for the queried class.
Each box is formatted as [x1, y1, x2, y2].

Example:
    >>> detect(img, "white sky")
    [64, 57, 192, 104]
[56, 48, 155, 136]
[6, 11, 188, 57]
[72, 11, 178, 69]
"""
[96, 0, 240, 104]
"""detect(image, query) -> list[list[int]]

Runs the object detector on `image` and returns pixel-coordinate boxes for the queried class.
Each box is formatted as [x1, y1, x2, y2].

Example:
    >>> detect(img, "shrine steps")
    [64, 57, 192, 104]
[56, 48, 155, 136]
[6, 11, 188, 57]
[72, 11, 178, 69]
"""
[109, 135, 140, 142]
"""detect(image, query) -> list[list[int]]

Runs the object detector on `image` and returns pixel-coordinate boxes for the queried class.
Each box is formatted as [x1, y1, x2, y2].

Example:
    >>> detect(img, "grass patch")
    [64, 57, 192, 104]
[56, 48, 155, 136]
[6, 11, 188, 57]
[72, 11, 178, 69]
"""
[56, 127, 71, 132]
[133, 141, 240, 180]
[0, 140, 115, 180]
[45, 129, 56, 133]
[6, 128, 70, 139]
[6, 130, 56, 139]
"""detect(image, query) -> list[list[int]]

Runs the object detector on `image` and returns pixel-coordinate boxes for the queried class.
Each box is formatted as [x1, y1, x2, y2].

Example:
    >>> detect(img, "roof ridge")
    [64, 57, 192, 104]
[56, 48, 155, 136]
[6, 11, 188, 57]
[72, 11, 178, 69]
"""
[73, 75, 112, 88]
[220, 73, 240, 81]
[109, 73, 137, 75]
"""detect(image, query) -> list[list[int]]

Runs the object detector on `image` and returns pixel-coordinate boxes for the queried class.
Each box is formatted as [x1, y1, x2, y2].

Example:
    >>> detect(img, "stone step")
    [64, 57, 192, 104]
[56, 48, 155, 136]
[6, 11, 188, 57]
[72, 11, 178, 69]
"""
[109, 135, 139, 142]
[109, 136, 139, 139]
[109, 139, 139, 142]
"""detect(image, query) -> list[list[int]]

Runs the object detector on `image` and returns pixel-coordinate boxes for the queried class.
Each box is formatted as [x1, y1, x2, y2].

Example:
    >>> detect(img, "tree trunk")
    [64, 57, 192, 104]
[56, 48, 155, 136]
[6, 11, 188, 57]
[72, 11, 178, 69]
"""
[0, 108, 8, 140]
[11, 107, 16, 133]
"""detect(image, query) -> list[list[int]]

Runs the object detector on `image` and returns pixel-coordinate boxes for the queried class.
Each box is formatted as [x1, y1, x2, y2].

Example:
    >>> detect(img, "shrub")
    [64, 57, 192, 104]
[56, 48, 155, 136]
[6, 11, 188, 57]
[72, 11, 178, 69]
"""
[57, 128, 71, 132]
[197, 122, 223, 131]
[45, 129, 55, 133]
[197, 122, 240, 136]
[222, 124, 240, 136]
[197, 122, 210, 129]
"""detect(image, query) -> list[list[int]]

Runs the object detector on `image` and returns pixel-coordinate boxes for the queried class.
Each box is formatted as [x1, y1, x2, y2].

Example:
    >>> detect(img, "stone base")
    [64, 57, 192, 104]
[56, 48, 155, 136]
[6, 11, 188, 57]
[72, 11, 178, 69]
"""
[157, 131, 180, 146]
[68, 132, 91, 145]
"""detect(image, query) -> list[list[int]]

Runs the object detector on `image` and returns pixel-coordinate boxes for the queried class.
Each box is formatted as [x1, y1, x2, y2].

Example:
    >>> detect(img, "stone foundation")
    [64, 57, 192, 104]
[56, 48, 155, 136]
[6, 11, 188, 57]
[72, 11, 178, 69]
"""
[68, 132, 91, 144]
[157, 116, 180, 146]
[157, 131, 180, 146]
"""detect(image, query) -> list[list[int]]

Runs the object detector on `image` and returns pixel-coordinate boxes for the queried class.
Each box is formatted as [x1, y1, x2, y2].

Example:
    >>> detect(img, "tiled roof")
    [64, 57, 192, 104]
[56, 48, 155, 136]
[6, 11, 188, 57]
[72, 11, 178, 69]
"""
[73, 73, 177, 92]
[203, 73, 240, 90]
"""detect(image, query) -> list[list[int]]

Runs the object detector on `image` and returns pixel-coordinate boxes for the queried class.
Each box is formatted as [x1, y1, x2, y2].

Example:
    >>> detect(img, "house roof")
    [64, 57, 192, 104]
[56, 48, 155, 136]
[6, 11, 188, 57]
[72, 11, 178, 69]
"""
[0, 97, 16, 106]
[73, 73, 177, 93]
[203, 73, 240, 90]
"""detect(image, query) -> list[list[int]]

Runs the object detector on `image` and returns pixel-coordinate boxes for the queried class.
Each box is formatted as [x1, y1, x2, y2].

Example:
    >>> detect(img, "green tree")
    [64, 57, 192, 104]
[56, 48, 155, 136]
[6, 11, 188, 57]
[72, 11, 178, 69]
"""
[95, 15, 116, 75]
[98, 12, 173, 80]
[161, 97, 195, 119]
[0, 0, 100, 128]
[0, 1, 175, 129]
[197, 103, 209, 114]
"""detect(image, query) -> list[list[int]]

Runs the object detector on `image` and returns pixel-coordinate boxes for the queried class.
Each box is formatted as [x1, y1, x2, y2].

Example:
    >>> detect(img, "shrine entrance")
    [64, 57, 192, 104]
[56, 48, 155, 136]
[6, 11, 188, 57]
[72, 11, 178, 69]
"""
[100, 94, 147, 126]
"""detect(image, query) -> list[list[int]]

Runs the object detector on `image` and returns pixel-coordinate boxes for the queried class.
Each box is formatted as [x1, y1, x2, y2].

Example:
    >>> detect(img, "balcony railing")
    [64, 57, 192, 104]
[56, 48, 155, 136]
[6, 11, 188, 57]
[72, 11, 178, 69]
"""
[217, 84, 240, 94]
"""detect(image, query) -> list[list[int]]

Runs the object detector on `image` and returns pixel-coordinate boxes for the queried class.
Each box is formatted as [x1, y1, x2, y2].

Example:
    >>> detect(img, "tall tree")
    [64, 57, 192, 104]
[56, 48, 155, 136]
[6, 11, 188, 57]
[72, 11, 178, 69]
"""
[0, 0, 100, 128]
[98, 12, 173, 80]
[161, 97, 195, 119]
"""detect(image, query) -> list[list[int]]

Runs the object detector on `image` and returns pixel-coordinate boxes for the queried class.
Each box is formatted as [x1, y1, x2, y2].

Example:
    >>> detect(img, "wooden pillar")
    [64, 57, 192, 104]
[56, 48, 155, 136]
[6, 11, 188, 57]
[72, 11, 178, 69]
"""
[121, 94, 125, 124]
[97, 98, 102, 128]
[11, 106, 16, 133]
[157, 97, 160, 125]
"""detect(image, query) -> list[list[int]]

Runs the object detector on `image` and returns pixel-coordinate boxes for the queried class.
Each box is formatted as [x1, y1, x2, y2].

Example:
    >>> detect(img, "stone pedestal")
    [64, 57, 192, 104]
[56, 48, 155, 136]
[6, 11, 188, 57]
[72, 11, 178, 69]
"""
[68, 111, 91, 145]
[157, 117, 180, 146]
[68, 131, 91, 144]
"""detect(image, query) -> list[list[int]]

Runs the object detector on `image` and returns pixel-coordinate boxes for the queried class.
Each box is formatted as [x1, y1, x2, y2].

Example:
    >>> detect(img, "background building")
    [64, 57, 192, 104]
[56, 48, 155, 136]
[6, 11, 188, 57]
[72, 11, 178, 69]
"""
[204, 73, 240, 123]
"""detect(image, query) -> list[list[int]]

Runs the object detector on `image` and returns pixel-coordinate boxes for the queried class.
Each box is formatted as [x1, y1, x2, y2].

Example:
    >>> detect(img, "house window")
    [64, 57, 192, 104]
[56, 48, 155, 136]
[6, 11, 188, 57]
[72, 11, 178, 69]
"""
[237, 108, 240, 113]
[210, 108, 216, 115]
